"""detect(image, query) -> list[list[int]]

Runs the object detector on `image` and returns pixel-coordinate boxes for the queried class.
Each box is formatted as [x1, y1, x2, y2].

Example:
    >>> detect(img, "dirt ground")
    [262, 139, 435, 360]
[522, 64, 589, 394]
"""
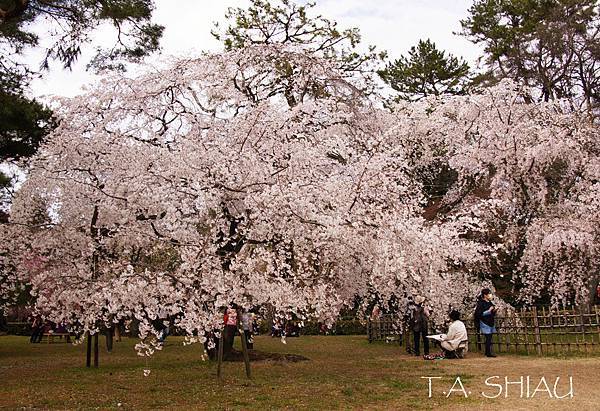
[374, 354, 599, 410]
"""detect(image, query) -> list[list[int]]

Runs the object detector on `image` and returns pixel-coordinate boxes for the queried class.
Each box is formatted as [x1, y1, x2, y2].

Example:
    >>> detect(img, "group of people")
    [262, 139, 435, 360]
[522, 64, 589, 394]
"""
[28, 292, 499, 359]
[223, 306, 256, 352]
[152, 318, 170, 345]
[29, 318, 70, 343]
[409, 288, 498, 359]
[270, 320, 300, 337]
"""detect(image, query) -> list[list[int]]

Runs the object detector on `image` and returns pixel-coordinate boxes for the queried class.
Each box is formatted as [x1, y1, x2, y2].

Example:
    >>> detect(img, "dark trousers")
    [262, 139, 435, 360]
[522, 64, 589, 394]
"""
[442, 347, 457, 358]
[413, 330, 429, 355]
[30, 327, 43, 343]
[484, 333, 493, 356]
[224, 324, 236, 356]
[29, 326, 44, 343]
[244, 330, 253, 349]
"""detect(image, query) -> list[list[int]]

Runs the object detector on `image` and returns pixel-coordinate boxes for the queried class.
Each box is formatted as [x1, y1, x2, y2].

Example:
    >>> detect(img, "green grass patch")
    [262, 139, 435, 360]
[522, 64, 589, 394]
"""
[1, 334, 598, 409]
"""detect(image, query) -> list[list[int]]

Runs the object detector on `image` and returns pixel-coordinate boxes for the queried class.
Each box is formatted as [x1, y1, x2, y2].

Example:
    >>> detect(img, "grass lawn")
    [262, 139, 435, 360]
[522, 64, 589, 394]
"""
[1, 334, 599, 410]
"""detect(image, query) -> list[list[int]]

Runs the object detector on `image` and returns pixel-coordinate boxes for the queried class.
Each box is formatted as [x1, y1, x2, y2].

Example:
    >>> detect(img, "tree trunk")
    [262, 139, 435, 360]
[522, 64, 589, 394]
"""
[93, 333, 99, 367]
[114, 323, 121, 342]
[216, 329, 224, 379]
[237, 309, 251, 379]
[86, 332, 92, 367]
[106, 326, 114, 352]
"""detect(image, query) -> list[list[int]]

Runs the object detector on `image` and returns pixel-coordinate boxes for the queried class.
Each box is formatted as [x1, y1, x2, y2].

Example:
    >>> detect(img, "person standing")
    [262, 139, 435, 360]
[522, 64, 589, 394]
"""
[410, 295, 430, 356]
[371, 304, 381, 340]
[475, 288, 497, 357]
[153, 307, 170, 345]
[29, 316, 43, 343]
[157, 320, 170, 344]
[223, 306, 238, 356]
[241, 311, 254, 350]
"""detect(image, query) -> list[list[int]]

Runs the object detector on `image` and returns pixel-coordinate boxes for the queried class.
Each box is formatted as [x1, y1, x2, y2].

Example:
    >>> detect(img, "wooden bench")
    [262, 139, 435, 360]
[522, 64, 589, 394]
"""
[6, 321, 30, 335]
[42, 332, 71, 343]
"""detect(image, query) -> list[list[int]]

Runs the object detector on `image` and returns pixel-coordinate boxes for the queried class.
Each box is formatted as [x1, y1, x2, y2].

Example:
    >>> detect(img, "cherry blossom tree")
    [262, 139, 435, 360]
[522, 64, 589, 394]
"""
[2, 43, 486, 358]
[393, 80, 600, 307]
[3, 5, 596, 361]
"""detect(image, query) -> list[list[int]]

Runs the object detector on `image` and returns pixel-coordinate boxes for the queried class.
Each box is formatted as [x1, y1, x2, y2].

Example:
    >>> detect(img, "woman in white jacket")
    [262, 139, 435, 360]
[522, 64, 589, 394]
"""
[441, 310, 468, 359]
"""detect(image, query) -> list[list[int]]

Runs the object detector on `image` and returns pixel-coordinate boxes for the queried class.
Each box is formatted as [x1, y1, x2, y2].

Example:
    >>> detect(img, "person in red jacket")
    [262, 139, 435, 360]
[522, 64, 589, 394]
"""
[223, 306, 238, 356]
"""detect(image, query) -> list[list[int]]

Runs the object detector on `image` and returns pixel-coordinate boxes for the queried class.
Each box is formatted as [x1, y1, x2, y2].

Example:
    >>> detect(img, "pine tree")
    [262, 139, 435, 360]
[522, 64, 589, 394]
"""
[461, 0, 599, 111]
[378, 39, 470, 102]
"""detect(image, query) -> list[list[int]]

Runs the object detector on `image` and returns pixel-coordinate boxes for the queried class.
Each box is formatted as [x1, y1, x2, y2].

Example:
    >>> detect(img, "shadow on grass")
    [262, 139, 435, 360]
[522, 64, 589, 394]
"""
[223, 349, 310, 362]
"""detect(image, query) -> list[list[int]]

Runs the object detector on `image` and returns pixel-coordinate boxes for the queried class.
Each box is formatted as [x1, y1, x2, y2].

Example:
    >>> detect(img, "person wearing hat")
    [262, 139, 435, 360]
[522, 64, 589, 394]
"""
[410, 295, 430, 356]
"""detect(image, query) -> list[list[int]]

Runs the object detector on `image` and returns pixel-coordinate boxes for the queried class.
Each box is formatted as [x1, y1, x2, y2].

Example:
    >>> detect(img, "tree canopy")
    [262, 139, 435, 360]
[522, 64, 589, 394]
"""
[461, 0, 600, 112]
[3, 47, 598, 355]
[0, 79, 55, 163]
[1, 0, 163, 73]
[0, 0, 164, 193]
[1, 42, 491, 348]
[378, 39, 471, 102]
[212, 0, 385, 106]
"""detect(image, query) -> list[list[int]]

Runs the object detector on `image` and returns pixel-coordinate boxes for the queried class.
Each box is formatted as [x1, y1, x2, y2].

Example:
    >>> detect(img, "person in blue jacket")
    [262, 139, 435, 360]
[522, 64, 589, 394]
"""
[475, 288, 497, 357]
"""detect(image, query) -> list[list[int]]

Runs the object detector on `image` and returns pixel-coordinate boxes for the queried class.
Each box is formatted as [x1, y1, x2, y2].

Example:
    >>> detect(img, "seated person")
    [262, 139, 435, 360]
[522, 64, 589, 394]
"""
[440, 310, 468, 358]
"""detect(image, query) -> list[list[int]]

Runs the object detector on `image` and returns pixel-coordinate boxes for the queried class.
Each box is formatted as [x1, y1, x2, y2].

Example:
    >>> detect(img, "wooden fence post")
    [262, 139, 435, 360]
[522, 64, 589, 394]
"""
[523, 308, 530, 355]
[594, 306, 600, 344]
[505, 314, 510, 353]
[566, 307, 572, 354]
[541, 306, 547, 355]
[548, 309, 556, 355]
[579, 307, 587, 353]
[532, 307, 542, 355]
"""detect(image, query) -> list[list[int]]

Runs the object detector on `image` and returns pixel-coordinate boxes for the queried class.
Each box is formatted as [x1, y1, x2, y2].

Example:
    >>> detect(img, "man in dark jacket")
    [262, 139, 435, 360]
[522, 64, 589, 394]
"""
[410, 295, 430, 356]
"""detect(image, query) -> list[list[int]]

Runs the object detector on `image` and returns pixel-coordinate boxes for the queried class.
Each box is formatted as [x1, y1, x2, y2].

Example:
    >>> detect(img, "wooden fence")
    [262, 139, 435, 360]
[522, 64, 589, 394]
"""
[367, 305, 600, 355]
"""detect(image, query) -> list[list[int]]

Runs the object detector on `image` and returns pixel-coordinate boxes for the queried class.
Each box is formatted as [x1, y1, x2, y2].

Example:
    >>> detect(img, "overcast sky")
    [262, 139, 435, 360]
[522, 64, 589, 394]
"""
[30, 0, 481, 99]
